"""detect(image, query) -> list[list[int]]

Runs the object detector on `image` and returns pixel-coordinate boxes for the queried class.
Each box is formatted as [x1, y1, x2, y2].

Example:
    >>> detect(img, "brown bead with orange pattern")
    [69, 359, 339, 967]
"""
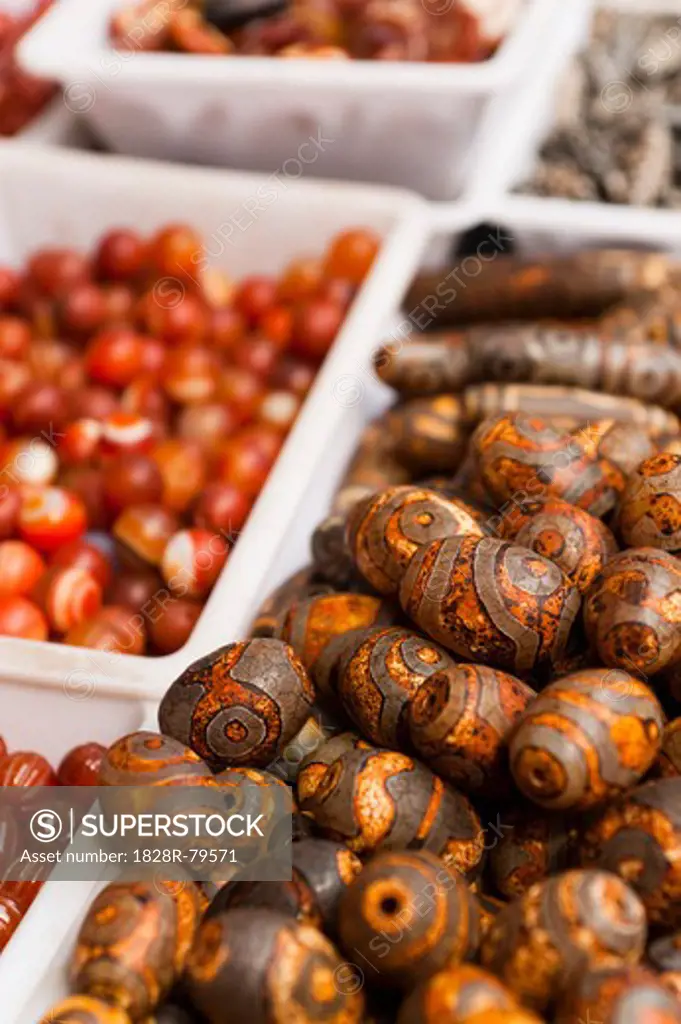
[407, 664, 536, 796]
[296, 732, 372, 805]
[583, 548, 681, 676]
[647, 933, 681, 1001]
[480, 869, 647, 1011]
[158, 639, 315, 769]
[399, 534, 580, 677]
[250, 567, 333, 638]
[38, 997, 133, 1024]
[298, 746, 484, 878]
[654, 718, 681, 778]
[578, 419, 655, 476]
[397, 964, 518, 1024]
[338, 851, 480, 990]
[98, 730, 213, 786]
[489, 815, 577, 899]
[618, 453, 681, 553]
[185, 908, 364, 1024]
[70, 880, 203, 1019]
[388, 396, 468, 473]
[347, 485, 485, 595]
[557, 965, 681, 1024]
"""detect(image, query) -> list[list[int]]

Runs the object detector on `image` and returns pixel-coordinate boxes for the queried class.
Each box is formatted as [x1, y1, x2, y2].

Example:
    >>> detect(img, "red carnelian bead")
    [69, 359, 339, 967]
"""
[113, 504, 179, 567]
[1, 438, 58, 487]
[260, 305, 294, 349]
[152, 439, 207, 513]
[149, 597, 202, 654]
[277, 257, 323, 303]
[103, 283, 136, 324]
[95, 228, 147, 282]
[0, 316, 30, 360]
[193, 482, 251, 537]
[256, 390, 301, 432]
[0, 541, 45, 598]
[323, 228, 380, 284]
[57, 743, 107, 786]
[143, 291, 209, 346]
[209, 307, 246, 353]
[291, 297, 344, 362]
[161, 347, 220, 405]
[0, 489, 20, 540]
[108, 570, 162, 614]
[99, 412, 157, 458]
[65, 605, 146, 655]
[69, 386, 118, 422]
[32, 565, 103, 634]
[51, 539, 113, 590]
[85, 328, 146, 388]
[0, 596, 48, 640]
[58, 419, 103, 466]
[0, 267, 20, 310]
[102, 453, 163, 516]
[58, 467, 107, 531]
[18, 487, 87, 554]
[0, 895, 25, 952]
[59, 283, 108, 337]
[219, 367, 264, 424]
[0, 752, 57, 786]
[234, 276, 277, 325]
[0, 360, 31, 422]
[138, 335, 166, 378]
[176, 403, 235, 455]
[269, 355, 314, 397]
[27, 249, 90, 299]
[217, 424, 282, 496]
[12, 382, 70, 434]
[233, 336, 279, 379]
[149, 224, 203, 283]
[161, 528, 228, 597]
[121, 378, 170, 423]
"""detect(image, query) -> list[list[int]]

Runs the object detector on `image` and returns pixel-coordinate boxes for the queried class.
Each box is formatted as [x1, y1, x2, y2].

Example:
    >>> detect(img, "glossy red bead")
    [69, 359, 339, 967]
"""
[85, 328, 146, 388]
[99, 412, 157, 458]
[102, 453, 164, 516]
[161, 528, 228, 597]
[32, 565, 103, 634]
[149, 597, 202, 654]
[323, 228, 380, 284]
[234, 275, 277, 324]
[0, 488, 20, 540]
[12, 382, 70, 434]
[233, 336, 279, 379]
[217, 424, 282, 496]
[57, 743, 107, 786]
[51, 539, 113, 590]
[18, 486, 88, 554]
[143, 291, 209, 345]
[65, 605, 146, 655]
[0, 316, 31, 360]
[0, 541, 45, 597]
[152, 438, 207, 513]
[69, 387, 118, 422]
[0, 596, 48, 639]
[27, 248, 90, 299]
[58, 467, 107, 531]
[0, 752, 57, 786]
[291, 297, 344, 362]
[219, 367, 265, 424]
[108, 570, 162, 614]
[149, 223, 203, 283]
[58, 419, 103, 465]
[113, 504, 179, 567]
[161, 347, 220, 405]
[192, 481, 251, 537]
[176, 403, 235, 455]
[59, 283, 108, 337]
[95, 228, 147, 282]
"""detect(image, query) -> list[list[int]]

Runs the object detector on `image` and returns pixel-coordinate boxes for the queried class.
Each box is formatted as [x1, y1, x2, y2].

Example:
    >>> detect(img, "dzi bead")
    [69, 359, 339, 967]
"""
[489, 814, 576, 899]
[158, 638, 315, 768]
[185, 908, 364, 1024]
[338, 851, 480, 990]
[583, 548, 681, 676]
[557, 966, 681, 1024]
[407, 664, 536, 796]
[654, 717, 681, 778]
[509, 668, 663, 811]
[618, 453, 681, 552]
[481, 869, 647, 1011]
[99, 730, 213, 786]
[347, 485, 485, 595]
[580, 777, 681, 928]
[298, 746, 484, 878]
[296, 731, 372, 805]
[39, 996, 133, 1024]
[336, 626, 454, 748]
[399, 535, 580, 677]
[397, 964, 518, 1024]
[388, 396, 468, 473]
[250, 566, 333, 638]
[647, 933, 681, 1001]
[579, 419, 655, 476]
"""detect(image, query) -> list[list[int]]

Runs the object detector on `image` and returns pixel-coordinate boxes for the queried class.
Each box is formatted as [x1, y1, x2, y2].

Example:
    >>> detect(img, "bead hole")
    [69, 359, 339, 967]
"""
[381, 896, 400, 915]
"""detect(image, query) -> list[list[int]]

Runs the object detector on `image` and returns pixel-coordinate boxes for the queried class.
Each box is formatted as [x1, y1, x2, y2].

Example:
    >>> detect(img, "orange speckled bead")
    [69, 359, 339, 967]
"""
[347, 485, 485, 595]
[489, 815, 577, 899]
[18, 486, 88, 554]
[509, 668, 663, 811]
[158, 639, 315, 769]
[336, 626, 453, 748]
[185, 908, 364, 1024]
[397, 965, 518, 1024]
[654, 718, 681, 778]
[580, 777, 681, 928]
[481, 870, 647, 1011]
[474, 414, 626, 517]
[39, 996, 133, 1023]
[399, 535, 580, 677]
[618, 453, 681, 553]
[71, 880, 203, 1019]
[99, 730, 213, 786]
[557, 966, 681, 1024]
[407, 664, 536, 796]
[583, 548, 681, 676]
[296, 732, 372, 805]
[338, 851, 480, 990]
[298, 747, 484, 878]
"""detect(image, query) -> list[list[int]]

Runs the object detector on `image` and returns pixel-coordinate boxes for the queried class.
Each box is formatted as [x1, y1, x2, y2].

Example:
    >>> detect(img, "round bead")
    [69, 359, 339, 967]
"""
[58, 743, 107, 786]
[65, 606, 147, 656]
[481, 870, 647, 1011]
[185, 908, 364, 1024]
[336, 626, 454, 747]
[102, 453, 163, 516]
[489, 815, 576, 899]
[193, 481, 251, 538]
[558, 966, 681, 1024]
[152, 438, 207, 513]
[0, 751, 57, 786]
[583, 548, 681, 676]
[299, 747, 484, 877]
[51, 540, 113, 590]
[108, 571, 161, 615]
[32, 565, 103, 634]
[148, 598, 202, 654]
[0, 596, 48, 640]
[0, 487, 20, 539]
[100, 412, 156, 458]
[113, 504, 179, 568]
[0, 540, 45, 597]
[408, 664, 537, 796]
[347, 486, 485, 595]
[399, 535, 580, 677]
[648, 933, 681, 1001]
[296, 732, 372, 805]
[397, 965, 517, 1024]
[38, 995, 133, 1023]
[1, 437, 59, 487]
[160, 528, 228, 598]
[654, 717, 681, 778]
[18, 486, 87, 554]
[99, 731, 213, 787]
[338, 851, 480, 990]
[510, 668, 663, 811]
[158, 639, 315, 769]
[71, 880, 203, 1019]
[12, 381, 70, 434]
[580, 777, 681, 927]
[618, 453, 681, 552]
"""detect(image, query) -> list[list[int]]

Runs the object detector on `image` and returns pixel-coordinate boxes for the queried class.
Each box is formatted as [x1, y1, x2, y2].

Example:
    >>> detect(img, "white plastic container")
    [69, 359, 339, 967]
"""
[18, 0, 586, 199]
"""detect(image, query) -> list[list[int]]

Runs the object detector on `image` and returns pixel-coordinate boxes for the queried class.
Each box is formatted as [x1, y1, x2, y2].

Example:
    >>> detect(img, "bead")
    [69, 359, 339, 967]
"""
[0, 596, 48, 640]
[99, 731, 212, 787]
[120, 377, 169, 423]
[583, 548, 681, 676]
[336, 626, 453, 747]
[408, 664, 536, 796]
[69, 387, 119, 422]
[618, 453, 681, 552]
[113, 504, 179, 568]
[310, 512, 356, 589]
[85, 328, 147, 388]
[51, 539, 113, 590]
[347, 485, 485, 595]
[58, 467, 107, 531]
[374, 333, 472, 397]
[65, 605, 147, 655]
[12, 381, 70, 434]
[58, 743, 107, 786]
[481, 870, 647, 1011]
[580, 777, 681, 927]
[397, 965, 517, 1024]
[159, 639, 315, 769]
[176, 403, 234, 455]
[28, 248, 90, 299]
[324, 229, 379, 284]
[219, 366, 265, 424]
[296, 731, 372, 804]
[0, 751, 57, 786]
[152, 438, 207, 513]
[59, 282, 109, 337]
[399, 535, 580, 677]
[278, 257, 323, 303]
[148, 598, 202, 654]
[489, 815, 576, 899]
[32, 565, 103, 634]
[0, 894, 25, 952]
[1, 436, 59, 487]
[100, 412, 157, 458]
[143, 291, 209, 346]
[217, 424, 282, 496]
[149, 223, 203, 281]
[18, 486, 87, 554]
[510, 668, 662, 810]
[654, 717, 681, 778]
[95, 228, 147, 281]
[250, 566, 332, 639]
[39, 996, 133, 1023]
[162, 347, 219, 405]
[193, 481, 251, 538]
[291, 297, 344, 362]
[58, 419, 104, 466]
[102, 453, 164, 516]
[233, 275, 277, 325]
[185, 908, 364, 1024]
[581, 419, 655, 476]
[338, 851, 480, 990]
[648, 933, 681, 1001]
[71, 880, 203, 1019]
[257, 389, 301, 432]
[0, 316, 30, 360]
[558, 966, 681, 1024]
[389, 396, 468, 473]
[160, 528, 228, 598]
[0, 540, 45, 597]
[0, 487, 20, 539]
[299, 747, 484, 877]
[108, 570, 161, 615]
[459, 1012, 542, 1024]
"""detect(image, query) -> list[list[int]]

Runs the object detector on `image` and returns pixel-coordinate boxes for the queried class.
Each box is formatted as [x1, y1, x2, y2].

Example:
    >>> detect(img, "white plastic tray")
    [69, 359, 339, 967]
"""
[18, 0, 586, 199]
